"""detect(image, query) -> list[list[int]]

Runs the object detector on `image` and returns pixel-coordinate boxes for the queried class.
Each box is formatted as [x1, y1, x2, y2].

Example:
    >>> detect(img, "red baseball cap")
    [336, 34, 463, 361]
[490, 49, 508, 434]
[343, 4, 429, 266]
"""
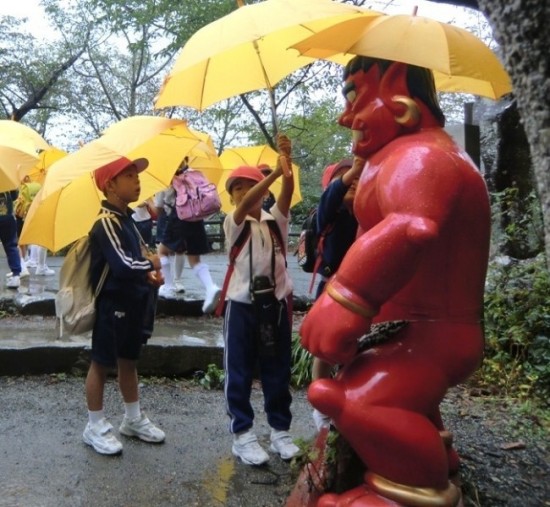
[321, 158, 353, 189]
[225, 165, 265, 193]
[94, 157, 148, 192]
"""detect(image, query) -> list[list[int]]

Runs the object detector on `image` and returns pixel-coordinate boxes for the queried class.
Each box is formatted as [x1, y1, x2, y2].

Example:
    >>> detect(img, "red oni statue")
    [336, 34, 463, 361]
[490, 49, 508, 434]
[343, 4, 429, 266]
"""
[300, 56, 491, 507]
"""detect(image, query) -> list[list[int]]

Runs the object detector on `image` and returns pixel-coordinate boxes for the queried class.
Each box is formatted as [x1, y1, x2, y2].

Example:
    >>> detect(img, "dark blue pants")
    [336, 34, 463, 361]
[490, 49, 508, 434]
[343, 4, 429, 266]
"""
[0, 215, 21, 276]
[223, 299, 293, 435]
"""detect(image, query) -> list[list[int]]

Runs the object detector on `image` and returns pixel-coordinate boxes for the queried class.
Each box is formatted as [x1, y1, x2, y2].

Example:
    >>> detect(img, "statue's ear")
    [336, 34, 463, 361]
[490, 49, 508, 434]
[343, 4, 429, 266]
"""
[380, 62, 421, 128]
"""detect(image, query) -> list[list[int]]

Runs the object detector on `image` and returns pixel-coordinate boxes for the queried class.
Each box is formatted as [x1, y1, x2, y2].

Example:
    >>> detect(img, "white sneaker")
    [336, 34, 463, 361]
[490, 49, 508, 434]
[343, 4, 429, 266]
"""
[158, 284, 176, 299]
[174, 280, 185, 293]
[202, 285, 221, 314]
[83, 419, 123, 455]
[6, 275, 20, 289]
[6, 269, 29, 278]
[25, 259, 37, 269]
[312, 408, 331, 432]
[35, 266, 55, 276]
[119, 413, 165, 443]
[270, 430, 300, 460]
[232, 430, 269, 465]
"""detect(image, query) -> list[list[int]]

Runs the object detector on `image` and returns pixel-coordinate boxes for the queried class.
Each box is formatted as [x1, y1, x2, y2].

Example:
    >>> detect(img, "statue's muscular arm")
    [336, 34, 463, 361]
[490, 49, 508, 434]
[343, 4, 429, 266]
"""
[300, 143, 464, 364]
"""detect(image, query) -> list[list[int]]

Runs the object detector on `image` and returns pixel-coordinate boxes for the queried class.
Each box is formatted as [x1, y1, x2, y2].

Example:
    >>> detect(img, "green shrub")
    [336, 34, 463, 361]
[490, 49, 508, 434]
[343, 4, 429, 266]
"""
[291, 332, 313, 388]
[194, 363, 225, 390]
[479, 254, 550, 403]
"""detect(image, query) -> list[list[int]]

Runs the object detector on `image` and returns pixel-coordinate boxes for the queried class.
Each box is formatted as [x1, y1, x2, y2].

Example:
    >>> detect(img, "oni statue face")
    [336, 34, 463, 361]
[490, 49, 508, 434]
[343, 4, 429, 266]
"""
[338, 62, 403, 159]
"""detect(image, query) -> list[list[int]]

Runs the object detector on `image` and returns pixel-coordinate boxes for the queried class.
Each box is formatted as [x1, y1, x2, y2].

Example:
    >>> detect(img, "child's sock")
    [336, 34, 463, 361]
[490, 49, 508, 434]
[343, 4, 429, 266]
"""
[160, 255, 174, 289]
[88, 409, 105, 425]
[193, 262, 217, 291]
[174, 253, 185, 280]
[124, 401, 141, 420]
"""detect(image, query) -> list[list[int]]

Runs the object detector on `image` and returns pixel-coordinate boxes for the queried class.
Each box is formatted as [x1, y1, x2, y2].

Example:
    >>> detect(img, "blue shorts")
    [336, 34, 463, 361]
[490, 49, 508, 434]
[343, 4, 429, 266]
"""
[158, 211, 209, 255]
[91, 291, 155, 367]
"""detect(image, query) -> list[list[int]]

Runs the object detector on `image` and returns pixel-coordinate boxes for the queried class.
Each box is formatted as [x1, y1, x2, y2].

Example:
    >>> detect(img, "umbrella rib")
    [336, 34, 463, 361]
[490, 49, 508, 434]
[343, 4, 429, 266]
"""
[200, 59, 211, 111]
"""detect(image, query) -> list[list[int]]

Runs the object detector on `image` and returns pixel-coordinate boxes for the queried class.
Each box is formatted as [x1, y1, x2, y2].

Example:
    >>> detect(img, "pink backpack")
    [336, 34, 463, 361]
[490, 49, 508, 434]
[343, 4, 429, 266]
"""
[172, 170, 221, 221]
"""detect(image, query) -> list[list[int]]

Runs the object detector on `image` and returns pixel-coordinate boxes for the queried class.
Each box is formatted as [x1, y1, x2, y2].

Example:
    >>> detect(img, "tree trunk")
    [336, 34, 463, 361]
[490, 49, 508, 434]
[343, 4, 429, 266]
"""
[430, 0, 550, 269]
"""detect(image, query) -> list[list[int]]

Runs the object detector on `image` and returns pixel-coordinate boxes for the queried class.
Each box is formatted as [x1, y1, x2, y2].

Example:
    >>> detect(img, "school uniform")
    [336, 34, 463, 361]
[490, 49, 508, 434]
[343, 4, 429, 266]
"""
[315, 177, 358, 298]
[89, 202, 157, 367]
[0, 191, 22, 276]
[223, 205, 294, 435]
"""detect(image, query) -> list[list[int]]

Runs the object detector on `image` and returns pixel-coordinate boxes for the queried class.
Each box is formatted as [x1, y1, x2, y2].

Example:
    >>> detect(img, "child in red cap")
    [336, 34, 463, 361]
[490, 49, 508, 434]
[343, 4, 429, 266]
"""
[221, 135, 301, 466]
[82, 156, 165, 455]
[311, 156, 364, 431]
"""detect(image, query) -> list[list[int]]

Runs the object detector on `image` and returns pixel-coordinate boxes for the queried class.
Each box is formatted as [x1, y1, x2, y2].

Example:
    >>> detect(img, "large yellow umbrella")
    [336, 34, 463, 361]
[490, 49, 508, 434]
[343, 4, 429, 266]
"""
[20, 117, 204, 252]
[217, 145, 302, 213]
[0, 120, 51, 191]
[154, 0, 381, 111]
[290, 13, 512, 100]
[186, 128, 223, 185]
[25, 147, 67, 185]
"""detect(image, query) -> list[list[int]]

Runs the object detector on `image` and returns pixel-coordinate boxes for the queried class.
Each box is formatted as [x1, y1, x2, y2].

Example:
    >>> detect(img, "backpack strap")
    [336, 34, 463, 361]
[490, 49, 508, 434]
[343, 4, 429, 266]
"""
[214, 218, 287, 317]
[308, 221, 334, 294]
[266, 219, 286, 262]
[214, 221, 252, 317]
[93, 211, 120, 297]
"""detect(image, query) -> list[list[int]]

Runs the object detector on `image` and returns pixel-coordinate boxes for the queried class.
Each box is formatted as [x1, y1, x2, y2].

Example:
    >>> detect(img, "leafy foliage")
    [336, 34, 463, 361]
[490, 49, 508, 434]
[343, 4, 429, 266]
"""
[193, 363, 225, 390]
[290, 331, 313, 388]
[477, 253, 550, 404]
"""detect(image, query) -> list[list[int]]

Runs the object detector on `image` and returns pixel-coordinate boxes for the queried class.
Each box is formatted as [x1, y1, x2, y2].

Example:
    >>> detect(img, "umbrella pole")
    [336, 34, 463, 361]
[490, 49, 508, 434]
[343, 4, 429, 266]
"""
[252, 40, 291, 176]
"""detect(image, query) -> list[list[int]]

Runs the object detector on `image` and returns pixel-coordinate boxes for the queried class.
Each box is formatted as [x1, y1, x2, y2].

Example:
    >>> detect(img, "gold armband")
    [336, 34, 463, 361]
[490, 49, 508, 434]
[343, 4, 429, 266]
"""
[367, 472, 460, 507]
[326, 281, 377, 320]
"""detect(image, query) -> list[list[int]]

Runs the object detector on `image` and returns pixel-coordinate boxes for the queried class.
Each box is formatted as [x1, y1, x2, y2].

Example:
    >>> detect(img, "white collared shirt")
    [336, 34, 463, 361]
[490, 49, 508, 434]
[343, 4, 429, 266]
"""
[224, 205, 293, 303]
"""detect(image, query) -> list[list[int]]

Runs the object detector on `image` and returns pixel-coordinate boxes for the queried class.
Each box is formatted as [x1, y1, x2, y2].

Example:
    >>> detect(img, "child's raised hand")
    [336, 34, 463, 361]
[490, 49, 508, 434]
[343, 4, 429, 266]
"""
[277, 134, 291, 158]
[277, 134, 292, 177]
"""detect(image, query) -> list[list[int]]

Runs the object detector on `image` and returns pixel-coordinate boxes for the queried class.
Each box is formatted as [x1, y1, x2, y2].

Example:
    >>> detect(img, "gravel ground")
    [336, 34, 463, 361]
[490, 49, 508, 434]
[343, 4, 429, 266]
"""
[440, 386, 549, 507]
[0, 375, 547, 507]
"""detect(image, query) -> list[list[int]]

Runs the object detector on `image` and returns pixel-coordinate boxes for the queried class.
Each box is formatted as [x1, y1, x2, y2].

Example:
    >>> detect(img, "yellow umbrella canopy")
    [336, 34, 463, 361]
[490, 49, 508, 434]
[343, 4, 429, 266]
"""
[25, 147, 67, 185]
[20, 117, 203, 252]
[218, 145, 302, 214]
[291, 13, 512, 100]
[0, 120, 51, 191]
[186, 129, 223, 185]
[154, 0, 381, 110]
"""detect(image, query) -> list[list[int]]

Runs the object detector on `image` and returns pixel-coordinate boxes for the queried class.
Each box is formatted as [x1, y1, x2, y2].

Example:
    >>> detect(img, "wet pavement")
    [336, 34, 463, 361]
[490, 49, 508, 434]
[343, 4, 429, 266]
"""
[0, 248, 317, 507]
[0, 248, 314, 376]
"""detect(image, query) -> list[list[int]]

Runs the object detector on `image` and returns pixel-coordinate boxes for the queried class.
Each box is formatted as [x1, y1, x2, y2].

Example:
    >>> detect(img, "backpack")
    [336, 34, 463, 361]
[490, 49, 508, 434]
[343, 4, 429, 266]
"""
[172, 169, 221, 221]
[55, 213, 116, 337]
[14, 182, 41, 220]
[295, 208, 319, 273]
[295, 208, 334, 293]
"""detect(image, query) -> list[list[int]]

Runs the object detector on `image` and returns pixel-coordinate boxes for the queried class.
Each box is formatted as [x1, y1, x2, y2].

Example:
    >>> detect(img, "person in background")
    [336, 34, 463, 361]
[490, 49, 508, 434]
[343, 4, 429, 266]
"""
[156, 157, 221, 313]
[131, 198, 155, 248]
[13, 176, 40, 277]
[221, 134, 300, 466]
[0, 190, 23, 289]
[309, 157, 362, 431]
[83, 157, 165, 456]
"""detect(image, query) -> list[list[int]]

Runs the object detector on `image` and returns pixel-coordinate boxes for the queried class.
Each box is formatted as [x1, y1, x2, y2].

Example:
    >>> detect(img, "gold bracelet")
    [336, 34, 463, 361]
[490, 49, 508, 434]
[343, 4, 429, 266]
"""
[367, 472, 460, 507]
[326, 282, 377, 320]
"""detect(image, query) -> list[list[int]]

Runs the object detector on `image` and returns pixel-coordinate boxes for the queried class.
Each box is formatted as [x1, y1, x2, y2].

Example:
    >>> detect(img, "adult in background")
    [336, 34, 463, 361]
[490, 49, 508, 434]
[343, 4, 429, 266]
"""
[0, 190, 23, 289]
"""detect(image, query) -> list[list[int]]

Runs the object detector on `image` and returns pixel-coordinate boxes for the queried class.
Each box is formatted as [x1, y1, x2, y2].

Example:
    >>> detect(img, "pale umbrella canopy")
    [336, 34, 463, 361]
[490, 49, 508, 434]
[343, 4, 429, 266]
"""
[0, 120, 51, 191]
[20, 117, 204, 252]
[154, 0, 381, 110]
[25, 147, 67, 185]
[290, 13, 512, 100]
[217, 144, 302, 213]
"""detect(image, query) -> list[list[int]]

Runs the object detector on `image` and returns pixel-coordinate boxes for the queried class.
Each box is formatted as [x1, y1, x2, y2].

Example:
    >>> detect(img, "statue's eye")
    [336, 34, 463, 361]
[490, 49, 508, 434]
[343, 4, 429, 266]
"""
[345, 89, 357, 104]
